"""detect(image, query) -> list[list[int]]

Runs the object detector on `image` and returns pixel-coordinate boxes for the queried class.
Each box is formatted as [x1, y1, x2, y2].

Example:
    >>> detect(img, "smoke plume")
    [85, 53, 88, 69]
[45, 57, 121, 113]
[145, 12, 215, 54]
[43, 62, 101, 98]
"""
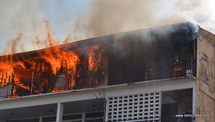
[0, 0, 215, 55]
[0, 0, 47, 54]
[80, 0, 215, 37]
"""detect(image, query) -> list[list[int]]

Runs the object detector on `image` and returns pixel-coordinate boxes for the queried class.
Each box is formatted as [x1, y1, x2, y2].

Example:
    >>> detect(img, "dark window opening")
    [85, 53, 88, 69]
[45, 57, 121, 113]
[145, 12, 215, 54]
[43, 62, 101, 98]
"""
[161, 89, 193, 122]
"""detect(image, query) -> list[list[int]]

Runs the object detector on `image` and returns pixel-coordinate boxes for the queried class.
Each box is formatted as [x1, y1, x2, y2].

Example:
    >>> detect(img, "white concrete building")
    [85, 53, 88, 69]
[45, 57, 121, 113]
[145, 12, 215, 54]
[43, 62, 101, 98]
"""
[0, 22, 214, 122]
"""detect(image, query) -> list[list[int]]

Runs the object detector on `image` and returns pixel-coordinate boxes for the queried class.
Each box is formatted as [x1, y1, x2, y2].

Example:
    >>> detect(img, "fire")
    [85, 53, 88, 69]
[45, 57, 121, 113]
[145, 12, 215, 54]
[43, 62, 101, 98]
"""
[0, 33, 23, 85]
[0, 20, 106, 97]
[88, 45, 101, 71]
[87, 45, 106, 85]
[0, 50, 25, 87]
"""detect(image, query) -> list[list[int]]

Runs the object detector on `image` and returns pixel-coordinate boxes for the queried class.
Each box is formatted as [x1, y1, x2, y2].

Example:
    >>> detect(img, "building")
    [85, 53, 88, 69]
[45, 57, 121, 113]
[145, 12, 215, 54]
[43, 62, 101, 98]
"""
[0, 22, 214, 122]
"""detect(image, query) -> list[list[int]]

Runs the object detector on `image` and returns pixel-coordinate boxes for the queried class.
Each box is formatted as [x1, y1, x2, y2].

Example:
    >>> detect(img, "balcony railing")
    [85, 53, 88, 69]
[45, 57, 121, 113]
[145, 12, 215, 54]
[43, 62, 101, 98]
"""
[0, 59, 196, 98]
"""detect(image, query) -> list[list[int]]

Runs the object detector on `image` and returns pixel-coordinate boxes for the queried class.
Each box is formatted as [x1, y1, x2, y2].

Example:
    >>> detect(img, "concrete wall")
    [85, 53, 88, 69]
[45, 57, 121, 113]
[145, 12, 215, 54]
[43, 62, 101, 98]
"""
[196, 28, 215, 122]
[0, 78, 195, 121]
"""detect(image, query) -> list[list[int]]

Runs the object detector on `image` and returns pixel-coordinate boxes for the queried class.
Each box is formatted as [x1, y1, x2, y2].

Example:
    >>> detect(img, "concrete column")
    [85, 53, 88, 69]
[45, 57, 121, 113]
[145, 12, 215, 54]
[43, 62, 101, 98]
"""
[81, 112, 86, 122]
[192, 85, 197, 115]
[56, 102, 64, 122]
[104, 92, 108, 122]
[39, 116, 43, 122]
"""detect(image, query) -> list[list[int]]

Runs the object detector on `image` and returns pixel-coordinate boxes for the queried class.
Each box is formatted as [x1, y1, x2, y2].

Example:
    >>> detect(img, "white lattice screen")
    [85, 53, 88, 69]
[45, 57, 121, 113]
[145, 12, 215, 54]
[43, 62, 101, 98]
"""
[106, 92, 161, 122]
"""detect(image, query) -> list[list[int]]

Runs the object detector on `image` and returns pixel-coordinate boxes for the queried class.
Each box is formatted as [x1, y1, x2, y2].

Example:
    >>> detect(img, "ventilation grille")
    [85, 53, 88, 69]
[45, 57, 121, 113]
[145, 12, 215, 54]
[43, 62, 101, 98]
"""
[106, 92, 161, 122]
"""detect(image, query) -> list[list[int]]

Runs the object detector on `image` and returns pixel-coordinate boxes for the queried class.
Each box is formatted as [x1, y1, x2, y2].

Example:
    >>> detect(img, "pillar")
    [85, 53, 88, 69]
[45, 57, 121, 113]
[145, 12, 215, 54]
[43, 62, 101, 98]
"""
[56, 102, 64, 122]
[39, 116, 43, 122]
[81, 112, 86, 122]
[192, 84, 197, 115]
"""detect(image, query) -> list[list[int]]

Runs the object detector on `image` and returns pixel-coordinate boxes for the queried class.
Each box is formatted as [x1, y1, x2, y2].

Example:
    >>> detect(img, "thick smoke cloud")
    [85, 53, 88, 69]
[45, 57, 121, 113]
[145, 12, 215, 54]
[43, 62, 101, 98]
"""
[176, 0, 215, 33]
[0, 0, 85, 55]
[0, 0, 215, 55]
[0, 0, 46, 54]
[80, 0, 215, 37]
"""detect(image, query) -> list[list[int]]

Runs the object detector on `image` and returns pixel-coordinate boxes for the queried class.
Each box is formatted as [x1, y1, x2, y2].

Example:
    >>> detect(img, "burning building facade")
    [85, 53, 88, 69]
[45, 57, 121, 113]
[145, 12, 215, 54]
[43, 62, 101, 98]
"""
[0, 22, 214, 122]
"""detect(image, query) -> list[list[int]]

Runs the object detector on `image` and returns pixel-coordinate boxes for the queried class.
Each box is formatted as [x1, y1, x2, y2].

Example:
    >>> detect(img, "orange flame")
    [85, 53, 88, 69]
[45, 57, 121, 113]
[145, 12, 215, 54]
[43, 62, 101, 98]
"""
[88, 45, 105, 71]
[0, 34, 25, 87]
[0, 20, 106, 97]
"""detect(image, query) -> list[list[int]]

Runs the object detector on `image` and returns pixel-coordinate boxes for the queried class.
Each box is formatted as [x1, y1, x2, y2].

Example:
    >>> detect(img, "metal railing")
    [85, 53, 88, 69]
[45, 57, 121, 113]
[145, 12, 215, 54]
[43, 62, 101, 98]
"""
[5, 70, 108, 97]
[107, 60, 195, 85]
[0, 60, 196, 98]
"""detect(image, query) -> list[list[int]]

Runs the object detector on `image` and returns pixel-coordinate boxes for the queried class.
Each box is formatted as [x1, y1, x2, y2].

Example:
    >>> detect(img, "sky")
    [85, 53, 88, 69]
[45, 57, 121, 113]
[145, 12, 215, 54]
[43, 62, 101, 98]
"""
[0, 0, 215, 55]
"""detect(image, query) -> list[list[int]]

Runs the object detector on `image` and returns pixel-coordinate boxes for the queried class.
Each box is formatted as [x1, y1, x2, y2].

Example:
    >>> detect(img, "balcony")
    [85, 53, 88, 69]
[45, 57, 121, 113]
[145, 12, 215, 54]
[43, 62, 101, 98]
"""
[0, 58, 196, 98]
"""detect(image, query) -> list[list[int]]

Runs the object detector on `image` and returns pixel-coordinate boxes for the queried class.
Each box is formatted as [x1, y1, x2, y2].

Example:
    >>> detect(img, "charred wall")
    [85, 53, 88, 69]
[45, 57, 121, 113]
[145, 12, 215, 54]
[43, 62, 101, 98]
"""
[104, 22, 196, 85]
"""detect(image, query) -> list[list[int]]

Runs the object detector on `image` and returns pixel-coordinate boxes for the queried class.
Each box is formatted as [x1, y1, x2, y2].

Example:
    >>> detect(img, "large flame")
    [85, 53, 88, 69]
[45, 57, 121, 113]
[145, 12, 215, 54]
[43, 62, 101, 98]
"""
[0, 20, 105, 97]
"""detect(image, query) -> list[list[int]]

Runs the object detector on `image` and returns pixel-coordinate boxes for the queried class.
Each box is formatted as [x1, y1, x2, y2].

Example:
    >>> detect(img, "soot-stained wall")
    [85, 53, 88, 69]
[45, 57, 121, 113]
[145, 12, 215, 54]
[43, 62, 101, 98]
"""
[100, 22, 197, 84]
